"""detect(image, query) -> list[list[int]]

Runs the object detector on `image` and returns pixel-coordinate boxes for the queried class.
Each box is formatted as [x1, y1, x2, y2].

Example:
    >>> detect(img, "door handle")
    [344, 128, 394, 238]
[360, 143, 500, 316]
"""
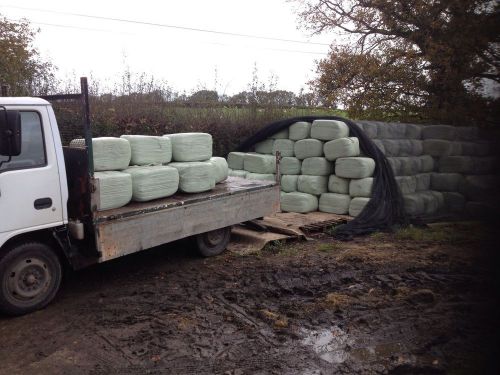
[34, 198, 52, 210]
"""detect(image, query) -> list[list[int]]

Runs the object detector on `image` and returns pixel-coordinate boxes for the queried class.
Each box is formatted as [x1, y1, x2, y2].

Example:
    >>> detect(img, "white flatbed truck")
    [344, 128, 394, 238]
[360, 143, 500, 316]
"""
[0, 78, 279, 315]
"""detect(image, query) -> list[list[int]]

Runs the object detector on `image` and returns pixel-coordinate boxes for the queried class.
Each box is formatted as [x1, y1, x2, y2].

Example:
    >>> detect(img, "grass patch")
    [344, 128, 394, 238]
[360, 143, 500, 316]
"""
[317, 242, 343, 252]
[394, 224, 483, 244]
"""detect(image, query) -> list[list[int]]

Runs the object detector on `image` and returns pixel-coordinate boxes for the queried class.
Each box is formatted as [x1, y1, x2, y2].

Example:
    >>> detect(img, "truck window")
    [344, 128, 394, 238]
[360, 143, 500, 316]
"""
[0, 112, 46, 172]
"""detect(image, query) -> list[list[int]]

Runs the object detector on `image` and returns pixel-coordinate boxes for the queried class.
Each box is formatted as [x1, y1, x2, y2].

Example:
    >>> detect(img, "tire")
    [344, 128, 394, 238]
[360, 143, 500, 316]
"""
[195, 227, 232, 257]
[0, 242, 62, 316]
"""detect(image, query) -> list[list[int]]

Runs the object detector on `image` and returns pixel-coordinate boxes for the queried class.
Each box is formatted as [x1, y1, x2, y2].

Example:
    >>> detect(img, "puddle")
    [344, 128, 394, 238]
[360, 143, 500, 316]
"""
[301, 326, 353, 364]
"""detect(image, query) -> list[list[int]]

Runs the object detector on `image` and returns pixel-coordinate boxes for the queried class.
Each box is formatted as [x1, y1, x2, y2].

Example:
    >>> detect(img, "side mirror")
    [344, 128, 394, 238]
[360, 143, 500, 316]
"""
[0, 109, 22, 157]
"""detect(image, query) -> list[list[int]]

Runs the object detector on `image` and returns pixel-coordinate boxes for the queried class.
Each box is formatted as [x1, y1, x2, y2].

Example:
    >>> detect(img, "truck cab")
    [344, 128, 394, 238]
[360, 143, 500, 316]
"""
[0, 87, 279, 316]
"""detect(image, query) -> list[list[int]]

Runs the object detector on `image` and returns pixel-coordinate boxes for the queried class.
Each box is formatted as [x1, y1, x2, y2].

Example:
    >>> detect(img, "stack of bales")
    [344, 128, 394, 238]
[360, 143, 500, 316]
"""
[355, 121, 500, 217]
[228, 120, 377, 216]
[70, 132, 228, 211]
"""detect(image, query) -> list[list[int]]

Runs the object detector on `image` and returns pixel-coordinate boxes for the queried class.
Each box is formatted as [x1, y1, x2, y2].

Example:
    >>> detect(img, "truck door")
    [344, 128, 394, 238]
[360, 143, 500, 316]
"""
[0, 108, 64, 234]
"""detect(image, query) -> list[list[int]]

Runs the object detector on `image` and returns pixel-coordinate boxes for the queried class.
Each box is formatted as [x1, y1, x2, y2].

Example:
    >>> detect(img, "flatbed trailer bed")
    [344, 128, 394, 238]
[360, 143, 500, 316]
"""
[92, 177, 280, 262]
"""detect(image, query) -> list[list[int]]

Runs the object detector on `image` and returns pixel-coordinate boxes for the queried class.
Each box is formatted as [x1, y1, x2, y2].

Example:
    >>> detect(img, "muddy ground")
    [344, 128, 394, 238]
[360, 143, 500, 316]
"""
[0, 222, 498, 375]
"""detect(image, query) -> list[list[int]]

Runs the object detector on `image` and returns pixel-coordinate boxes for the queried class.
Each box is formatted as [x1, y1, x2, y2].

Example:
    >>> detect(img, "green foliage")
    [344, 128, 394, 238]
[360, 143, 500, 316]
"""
[0, 15, 55, 95]
[296, 0, 500, 126]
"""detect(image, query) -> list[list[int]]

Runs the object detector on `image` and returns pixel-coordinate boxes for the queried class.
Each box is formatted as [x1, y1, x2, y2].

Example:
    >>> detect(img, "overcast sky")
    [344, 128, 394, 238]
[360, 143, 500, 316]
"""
[0, 0, 335, 95]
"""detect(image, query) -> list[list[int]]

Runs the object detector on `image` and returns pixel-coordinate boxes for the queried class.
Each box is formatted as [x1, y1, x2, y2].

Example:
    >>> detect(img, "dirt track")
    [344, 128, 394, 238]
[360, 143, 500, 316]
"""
[0, 222, 498, 374]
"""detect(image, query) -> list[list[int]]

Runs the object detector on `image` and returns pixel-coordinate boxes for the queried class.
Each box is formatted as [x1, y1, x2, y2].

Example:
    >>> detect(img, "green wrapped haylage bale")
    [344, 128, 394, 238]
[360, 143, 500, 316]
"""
[438, 156, 474, 174]
[228, 169, 247, 178]
[415, 173, 431, 191]
[209, 157, 229, 183]
[301, 157, 333, 176]
[395, 176, 417, 195]
[281, 175, 298, 192]
[269, 128, 289, 139]
[324, 137, 360, 161]
[243, 153, 276, 174]
[311, 119, 349, 141]
[272, 139, 295, 157]
[280, 192, 318, 213]
[123, 165, 179, 202]
[335, 157, 376, 179]
[430, 173, 463, 191]
[349, 177, 374, 197]
[403, 193, 425, 216]
[294, 139, 324, 159]
[328, 175, 350, 194]
[72, 137, 131, 171]
[442, 192, 466, 213]
[319, 193, 351, 214]
[166, 133, 212, 162]
[254, 139, 274, 154]
[168, 161, 216, 193]
[120, 135, 172, 165]
[280, 157, 301, 175]
[94, 171, 132, 211]
[246, 172, 275, 182]
[289, 121, 311, 140]
[349, 197, 370, 217]
[297, 175, 328, 195]
[227, 152, 246, 170]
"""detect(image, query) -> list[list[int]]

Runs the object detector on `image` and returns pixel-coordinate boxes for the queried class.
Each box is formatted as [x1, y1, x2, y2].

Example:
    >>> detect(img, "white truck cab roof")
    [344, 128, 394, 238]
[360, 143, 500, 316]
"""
[0, 97, 51, 106]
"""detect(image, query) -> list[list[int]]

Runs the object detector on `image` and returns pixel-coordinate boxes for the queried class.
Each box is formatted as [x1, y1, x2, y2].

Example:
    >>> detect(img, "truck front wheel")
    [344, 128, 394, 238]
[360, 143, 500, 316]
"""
[0, 242, 62, 316]
[195, 227, 231, 257]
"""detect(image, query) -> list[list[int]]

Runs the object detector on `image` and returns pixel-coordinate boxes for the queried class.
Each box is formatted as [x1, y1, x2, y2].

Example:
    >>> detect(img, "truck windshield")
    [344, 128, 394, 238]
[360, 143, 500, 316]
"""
[0, 112, 46, 172]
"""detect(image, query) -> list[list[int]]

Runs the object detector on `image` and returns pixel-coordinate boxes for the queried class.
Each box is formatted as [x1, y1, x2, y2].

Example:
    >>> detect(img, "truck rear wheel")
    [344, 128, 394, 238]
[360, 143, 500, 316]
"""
[0, 242, 62, 316]
[195, 227, 231, 257]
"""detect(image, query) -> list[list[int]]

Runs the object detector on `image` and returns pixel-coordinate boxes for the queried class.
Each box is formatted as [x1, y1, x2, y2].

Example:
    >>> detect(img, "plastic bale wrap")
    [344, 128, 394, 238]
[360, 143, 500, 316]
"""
[294, 139, 324, 159]
[120, 135, 172, 165]
[349, 178, 374, 197]
[301, 157, 333, 176]
[395, 176, 417, 195]
[335, 157, 376, 179]
[396, 140, 414, 156]
[289, 121, 311, 140]
[280, 157, 301, 175]
[380, 140, 400, 156]
[272, 139, 295, 157]
[269, 128, 289, 139]
[430, 190, 445, 210]
[423, 139, 452, 157]
[297, 175, 328, 195]
[419, 191, 439, 215]
[438, 156, 474, 174]
[87, 137, 131, 171]
[280, 192, 318, 213]
[281, 175, 298, 192]
[430, 173, 463, 191]
[403, 194, 425, 216]
[422, 125, 457, 140]
[227, 152, 246, 170]
[410, 140, 423, 156]
[378, 123, 407, 139]
[372, 140, 385, 155]
[168, 162, 216, 193]
[415, 173, 431, 191]
[246, 172, 275, 182]
[209, 157, 229, 183]
[442, 192, 466, 213]
[457, 127, 479, 141]
[405, 124, 422, 139]
[228, 169, 247, 178]
[324, 137, 360, 161]
[328, 175, 350, 194]
[397, 157, 420, 175]
[450, 142, 463, 156]
[94, 171, 132, 211]
[243, 153, 276, 174]
[387, 157, 402, 176]
[461, 175, 500, 201]
[167, 133, 212, 162]
[123, 166, 179, 202]
[460, 142, 478, 156]
[310, 119, 349, 141]
[419, 155, 435, 173]
[474, 141, 494, 157]
[349, 197, 370, 217]
[472, 157, 497, 175]
[319, 193, 351, 214]
[254, 139, 274, 154]
[355, 121, 378, 139]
